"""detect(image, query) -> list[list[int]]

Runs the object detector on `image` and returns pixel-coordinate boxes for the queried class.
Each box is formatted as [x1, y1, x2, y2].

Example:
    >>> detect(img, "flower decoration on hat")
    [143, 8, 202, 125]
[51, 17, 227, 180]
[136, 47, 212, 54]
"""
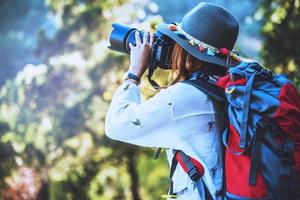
[168, 24, 177, 31]
[198, 45, 206, 52]
[188, 40, 195, 46]
[168, 23, 240, 62]
[219, 48, 229, 56]
[207, 49, 215, 56]
[231, 53, 240, 62]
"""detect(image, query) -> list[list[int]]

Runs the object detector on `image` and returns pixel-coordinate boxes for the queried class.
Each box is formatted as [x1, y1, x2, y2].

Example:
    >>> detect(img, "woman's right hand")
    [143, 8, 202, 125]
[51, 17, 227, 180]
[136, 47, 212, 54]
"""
[128, 31, 154, 78]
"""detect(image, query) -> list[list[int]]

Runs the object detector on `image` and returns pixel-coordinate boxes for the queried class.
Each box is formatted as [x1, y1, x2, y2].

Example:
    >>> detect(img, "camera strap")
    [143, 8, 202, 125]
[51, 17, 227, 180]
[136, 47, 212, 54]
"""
[147, 66, 161, 90]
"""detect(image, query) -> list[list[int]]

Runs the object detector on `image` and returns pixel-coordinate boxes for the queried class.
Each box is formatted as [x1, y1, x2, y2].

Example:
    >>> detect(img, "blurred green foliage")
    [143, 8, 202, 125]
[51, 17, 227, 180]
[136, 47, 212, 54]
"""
[0, 0, 299, 200]
[260, 0, 300, 89]
[0, 0, 168, 199]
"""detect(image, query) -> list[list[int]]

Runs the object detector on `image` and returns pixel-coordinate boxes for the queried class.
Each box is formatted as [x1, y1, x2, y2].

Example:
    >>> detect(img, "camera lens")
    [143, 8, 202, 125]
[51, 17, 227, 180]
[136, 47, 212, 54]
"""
[108, 23, 143, 54]
[108, 22, 174, 70]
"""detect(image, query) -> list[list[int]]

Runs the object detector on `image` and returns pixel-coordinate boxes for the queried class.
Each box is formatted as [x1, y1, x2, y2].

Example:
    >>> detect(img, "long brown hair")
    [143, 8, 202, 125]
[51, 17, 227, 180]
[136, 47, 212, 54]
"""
[153, 43, 204, 95]
[152, 43, 225, 94]
[170, 44, 203, 85]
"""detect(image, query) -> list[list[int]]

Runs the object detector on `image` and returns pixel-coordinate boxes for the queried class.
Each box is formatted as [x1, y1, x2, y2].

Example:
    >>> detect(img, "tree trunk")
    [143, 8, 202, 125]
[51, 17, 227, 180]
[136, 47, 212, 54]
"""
[126, 153, 141, 200]
[36, 168, 49, 200]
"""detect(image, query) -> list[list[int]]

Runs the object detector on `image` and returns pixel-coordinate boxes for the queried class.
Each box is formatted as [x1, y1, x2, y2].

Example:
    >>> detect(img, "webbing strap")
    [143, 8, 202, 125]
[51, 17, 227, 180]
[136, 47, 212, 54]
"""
[195, 179, 206, 200]
[195, 179, 214, 200]
[169, 150, 213, 199]
[222, 128, 252, 156]
[240, 72, 256, 148]
[248, 117, 275, 185]
[153, 148, 162, 159]
[277, 138, 294, 200]
[248, 123, 265, 185]
[176, 151, 201, 182]
[147, 66, 160, 90]
[169, 153, 178, 196]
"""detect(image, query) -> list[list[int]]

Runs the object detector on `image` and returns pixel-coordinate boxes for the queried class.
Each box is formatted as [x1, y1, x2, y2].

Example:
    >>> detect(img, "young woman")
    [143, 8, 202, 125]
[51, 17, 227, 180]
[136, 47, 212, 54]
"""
[105, 3, 239, 199]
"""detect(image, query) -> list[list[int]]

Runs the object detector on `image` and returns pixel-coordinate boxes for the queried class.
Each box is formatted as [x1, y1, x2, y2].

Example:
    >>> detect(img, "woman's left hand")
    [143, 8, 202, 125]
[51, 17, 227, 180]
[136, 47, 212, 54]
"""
[128, 31, 154, 79]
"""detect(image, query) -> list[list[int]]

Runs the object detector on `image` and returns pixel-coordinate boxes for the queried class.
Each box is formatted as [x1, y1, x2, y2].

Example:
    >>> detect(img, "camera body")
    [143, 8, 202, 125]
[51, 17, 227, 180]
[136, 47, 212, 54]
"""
[108, 23, 175, 70]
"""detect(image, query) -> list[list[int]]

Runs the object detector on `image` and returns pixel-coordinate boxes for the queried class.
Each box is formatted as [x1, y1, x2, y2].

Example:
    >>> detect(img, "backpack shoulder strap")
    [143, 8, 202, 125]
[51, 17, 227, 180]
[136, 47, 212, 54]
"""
[181, 78, 226, 103]
[168, 150, 213, 200]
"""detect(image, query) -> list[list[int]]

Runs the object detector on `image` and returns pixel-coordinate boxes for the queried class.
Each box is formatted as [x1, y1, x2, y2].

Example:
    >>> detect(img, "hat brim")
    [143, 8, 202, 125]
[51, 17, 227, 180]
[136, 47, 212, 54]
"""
[156, 24, 239, 68]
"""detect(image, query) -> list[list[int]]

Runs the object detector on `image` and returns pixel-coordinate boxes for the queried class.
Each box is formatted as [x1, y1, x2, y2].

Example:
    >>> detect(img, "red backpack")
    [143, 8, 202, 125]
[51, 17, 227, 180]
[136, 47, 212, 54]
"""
[160, 61, 300, 200]
[216, 62, 300, 200]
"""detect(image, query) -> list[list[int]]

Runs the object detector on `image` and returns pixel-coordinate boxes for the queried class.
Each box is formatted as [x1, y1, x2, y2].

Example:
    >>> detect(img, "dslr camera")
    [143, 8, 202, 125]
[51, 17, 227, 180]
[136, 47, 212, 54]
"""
[108, 23, 175, 87]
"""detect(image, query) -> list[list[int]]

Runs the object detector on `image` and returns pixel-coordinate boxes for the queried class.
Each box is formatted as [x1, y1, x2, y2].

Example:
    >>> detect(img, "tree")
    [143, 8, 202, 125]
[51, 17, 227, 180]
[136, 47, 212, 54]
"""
[259, 0, 300, 89]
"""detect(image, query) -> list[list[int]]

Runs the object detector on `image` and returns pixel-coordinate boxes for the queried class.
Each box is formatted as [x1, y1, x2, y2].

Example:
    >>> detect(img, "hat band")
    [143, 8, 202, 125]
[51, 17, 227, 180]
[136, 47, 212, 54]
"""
[176, 23, 220, 53]
[167, 23, 240, 62]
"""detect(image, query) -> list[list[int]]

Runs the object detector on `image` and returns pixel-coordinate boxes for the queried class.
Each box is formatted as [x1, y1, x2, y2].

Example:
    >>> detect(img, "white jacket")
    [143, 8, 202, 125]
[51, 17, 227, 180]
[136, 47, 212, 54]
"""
[105, 81, 224, 200]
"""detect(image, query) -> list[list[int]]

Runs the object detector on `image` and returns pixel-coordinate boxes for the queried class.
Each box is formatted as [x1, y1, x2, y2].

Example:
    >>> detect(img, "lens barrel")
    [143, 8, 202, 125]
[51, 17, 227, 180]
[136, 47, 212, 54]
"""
[108, 22, 174, 70]
[108, 23, 143, 54]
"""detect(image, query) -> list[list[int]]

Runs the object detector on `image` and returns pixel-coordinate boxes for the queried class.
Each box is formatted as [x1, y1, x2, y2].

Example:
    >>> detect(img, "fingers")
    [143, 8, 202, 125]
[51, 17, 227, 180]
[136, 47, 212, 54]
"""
[135, 31, 142, 45]
[135, 31, 153, 46]
[149, 33, 154, 45]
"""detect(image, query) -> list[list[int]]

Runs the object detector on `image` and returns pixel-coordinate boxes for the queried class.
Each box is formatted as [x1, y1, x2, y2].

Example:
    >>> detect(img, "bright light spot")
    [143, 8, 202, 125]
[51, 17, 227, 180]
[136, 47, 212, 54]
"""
[112, 5, 135, 23]
[65, 137, 80, 149]
[12, 142, 25, 153]
[271, 7, 287, 24]
[15, 156, 23, 166]
[73, 3, 86, 14]
[240, 36, 262, 54]
[263, 22, 274, 32]
[103, 91, 112, 101]
[15, 64, 47, 85]
[42, 117, 53, 131]
[47, 10, 62, 29]
[103, 10, 112, 19]
[296, 0, 300, 8]
[56, 148, 64, 156]
[148, 2, 159, 13]
[288, 60, 296, 72]
[137, 9, 146, 19]
[245, 16, 253, 24]
[49, 52, 86, 68]
[78, 133, 93, 157]
[50, 167, 66, 181]
[275, 66, 283, 73]
[99, 168, 118, 183]
[254, 8, 264, 21]
[93, 41, 110, 60]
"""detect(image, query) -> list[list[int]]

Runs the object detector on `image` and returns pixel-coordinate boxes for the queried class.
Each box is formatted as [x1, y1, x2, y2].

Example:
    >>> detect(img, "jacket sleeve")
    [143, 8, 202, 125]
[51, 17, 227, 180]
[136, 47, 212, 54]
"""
[104, 82, 178, 148]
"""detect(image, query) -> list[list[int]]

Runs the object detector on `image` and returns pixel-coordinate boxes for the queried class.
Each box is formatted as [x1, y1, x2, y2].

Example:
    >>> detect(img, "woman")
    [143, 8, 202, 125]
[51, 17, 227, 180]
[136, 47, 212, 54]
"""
[105, 2, 239, 200]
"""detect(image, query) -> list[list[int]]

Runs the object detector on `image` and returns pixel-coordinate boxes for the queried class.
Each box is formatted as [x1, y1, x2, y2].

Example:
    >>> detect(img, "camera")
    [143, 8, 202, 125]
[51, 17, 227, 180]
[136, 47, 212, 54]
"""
[108, 23, 175, 70]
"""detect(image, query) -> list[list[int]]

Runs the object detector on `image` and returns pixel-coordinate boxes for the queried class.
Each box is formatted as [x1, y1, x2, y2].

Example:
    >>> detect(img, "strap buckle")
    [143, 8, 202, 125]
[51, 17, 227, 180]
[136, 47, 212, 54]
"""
[188, 167, 201, 182]
[280, 147, 294, 163]
[257, 116, 271, 128]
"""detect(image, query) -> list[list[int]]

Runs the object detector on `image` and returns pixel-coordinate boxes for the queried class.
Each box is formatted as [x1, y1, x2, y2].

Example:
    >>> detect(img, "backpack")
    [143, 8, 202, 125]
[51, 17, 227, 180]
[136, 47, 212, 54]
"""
[162, 62, 300, 200]
[216, 62, 300, 200]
